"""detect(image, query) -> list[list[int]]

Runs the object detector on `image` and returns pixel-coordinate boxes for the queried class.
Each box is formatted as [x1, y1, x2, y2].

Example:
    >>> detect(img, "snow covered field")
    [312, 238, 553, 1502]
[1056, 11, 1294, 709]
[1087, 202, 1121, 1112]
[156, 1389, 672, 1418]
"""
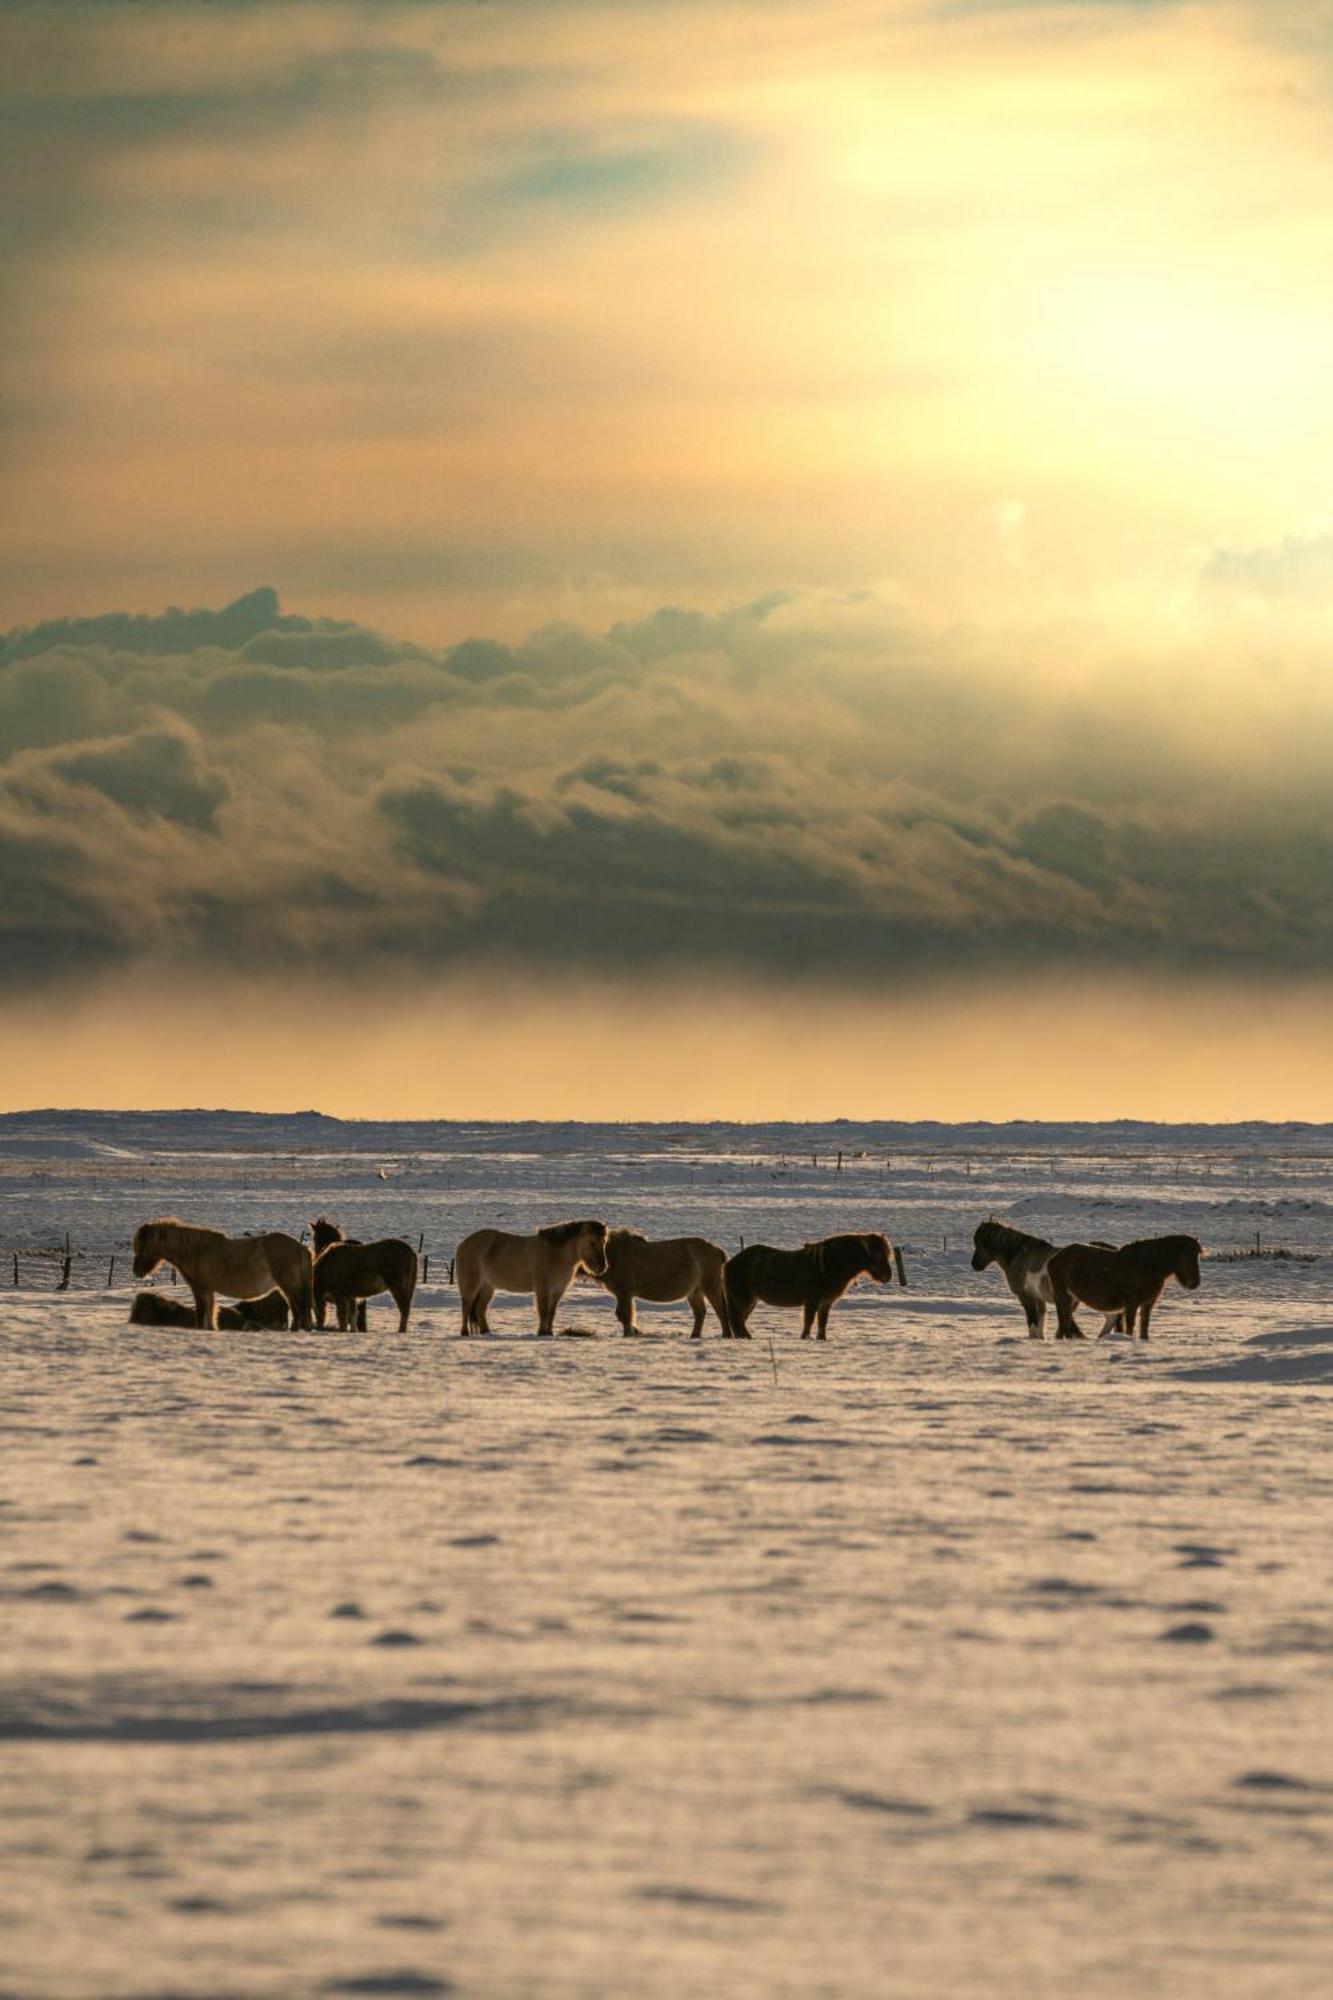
[2, 1114, 1331, 1998]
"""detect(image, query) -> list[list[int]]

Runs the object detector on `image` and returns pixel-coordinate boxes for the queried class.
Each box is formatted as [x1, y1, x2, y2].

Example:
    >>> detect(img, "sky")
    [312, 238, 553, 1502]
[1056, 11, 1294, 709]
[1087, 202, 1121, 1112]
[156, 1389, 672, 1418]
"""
[3, 0, 1333, 1118]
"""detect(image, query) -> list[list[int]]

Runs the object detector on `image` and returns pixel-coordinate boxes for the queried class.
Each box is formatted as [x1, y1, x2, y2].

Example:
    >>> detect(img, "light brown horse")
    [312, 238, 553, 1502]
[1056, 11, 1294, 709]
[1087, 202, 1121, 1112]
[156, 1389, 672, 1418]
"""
[1047, 1235, 1202, 1341]
[314, 1237, 418, 1332]
[724, 1231, 902, 1340]
[455, 1219, 609, 1337]
[596, 1229, 731, 1337]
[131, 1218, 313, 1330]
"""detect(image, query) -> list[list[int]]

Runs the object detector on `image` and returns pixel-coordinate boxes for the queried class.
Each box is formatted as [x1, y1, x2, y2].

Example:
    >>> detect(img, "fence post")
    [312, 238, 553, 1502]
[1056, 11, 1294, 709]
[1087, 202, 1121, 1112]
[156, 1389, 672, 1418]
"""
[11, 1253, 17, 1287]
[107, 1255, 116, 1287]
[422, 1254, 430, 1282]
[57, 1254, 72, 1292]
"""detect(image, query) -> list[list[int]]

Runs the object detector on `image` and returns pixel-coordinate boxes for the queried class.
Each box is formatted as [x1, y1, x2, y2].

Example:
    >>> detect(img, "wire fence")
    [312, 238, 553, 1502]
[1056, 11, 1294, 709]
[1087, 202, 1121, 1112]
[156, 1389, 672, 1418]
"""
[2, 1230, 1322, 1294]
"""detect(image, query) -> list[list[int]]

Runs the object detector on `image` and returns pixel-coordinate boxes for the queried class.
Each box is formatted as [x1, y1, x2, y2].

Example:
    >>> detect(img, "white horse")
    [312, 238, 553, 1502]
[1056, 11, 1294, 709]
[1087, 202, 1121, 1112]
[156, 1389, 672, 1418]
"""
[454, 1219, 610, 1337]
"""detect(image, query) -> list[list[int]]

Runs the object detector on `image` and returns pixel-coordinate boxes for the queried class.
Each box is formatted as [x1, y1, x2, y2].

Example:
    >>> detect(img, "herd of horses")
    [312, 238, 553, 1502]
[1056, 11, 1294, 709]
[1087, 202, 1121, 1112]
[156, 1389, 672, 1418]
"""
[126, 1211, 1203, 1343]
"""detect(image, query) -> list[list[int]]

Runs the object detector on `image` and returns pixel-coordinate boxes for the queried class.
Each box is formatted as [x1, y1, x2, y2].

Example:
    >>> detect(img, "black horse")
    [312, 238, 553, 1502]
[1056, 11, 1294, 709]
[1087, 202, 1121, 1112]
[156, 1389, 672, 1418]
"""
[723, 1231, 902, 1339]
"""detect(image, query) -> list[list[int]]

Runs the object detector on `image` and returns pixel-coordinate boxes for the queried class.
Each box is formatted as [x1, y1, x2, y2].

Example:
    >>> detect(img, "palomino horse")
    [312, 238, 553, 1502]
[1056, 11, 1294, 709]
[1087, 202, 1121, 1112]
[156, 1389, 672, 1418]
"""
[315, 1236, 419, 1332]
[454, 1219, 610, 1337]
[723, 1231, 902, 1340]
[596, 1229, 731, 1337]
[131, 1218, 313, 1330]
[971, 1220, 1122, 1339]
[1047, 1235, 1202, 1341]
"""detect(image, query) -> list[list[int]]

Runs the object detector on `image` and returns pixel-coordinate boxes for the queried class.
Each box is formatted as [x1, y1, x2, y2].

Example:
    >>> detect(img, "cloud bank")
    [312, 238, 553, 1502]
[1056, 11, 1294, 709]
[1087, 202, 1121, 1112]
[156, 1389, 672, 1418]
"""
[3, 585, 1331, 999]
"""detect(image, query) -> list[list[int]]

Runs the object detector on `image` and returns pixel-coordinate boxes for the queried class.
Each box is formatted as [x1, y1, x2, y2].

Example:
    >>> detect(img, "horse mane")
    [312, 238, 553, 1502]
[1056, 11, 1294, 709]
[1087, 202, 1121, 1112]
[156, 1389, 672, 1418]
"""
[610, 1226, 646, 1242]
[973, 1219, 1051, 1259]
[135, 1216, 216, 1250]
[538, 1218, 602, 1246]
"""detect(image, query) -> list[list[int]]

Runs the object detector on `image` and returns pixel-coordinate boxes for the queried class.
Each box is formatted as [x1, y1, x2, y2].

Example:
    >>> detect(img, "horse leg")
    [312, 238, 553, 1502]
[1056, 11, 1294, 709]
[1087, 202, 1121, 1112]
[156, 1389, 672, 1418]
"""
[357, 1300, 368, 1332]
[536, 1284, 563, 1336]
[291, 1272, 314, 1332]
[615, 1288, 637, 1337]
[725, 1280, 752, 1338]
[1050, 1272, 1084, 1340]
[391, 1279, 413, 1334]
[1024, 1295, 1045, 1339]
[687, 1289, 706, 1340]
[816, 1301, 832, 1340]
[800, 1300, 815, 1339]
[460, 1287, 478, 1337]
[190, 1284, 214, 1330]
[702, 1276, 730, 1338]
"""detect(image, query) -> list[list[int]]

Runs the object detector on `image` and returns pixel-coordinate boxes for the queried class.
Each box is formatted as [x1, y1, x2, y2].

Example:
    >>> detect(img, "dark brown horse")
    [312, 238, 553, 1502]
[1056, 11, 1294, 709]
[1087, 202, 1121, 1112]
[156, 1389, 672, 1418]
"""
[129, 1289, 290, 1329]
[723, 1231, 902, 1340]
[314, 1236, 419, 1332]
[1047, 1235, 1202, 1341]
[311, 1216, 365, 1330]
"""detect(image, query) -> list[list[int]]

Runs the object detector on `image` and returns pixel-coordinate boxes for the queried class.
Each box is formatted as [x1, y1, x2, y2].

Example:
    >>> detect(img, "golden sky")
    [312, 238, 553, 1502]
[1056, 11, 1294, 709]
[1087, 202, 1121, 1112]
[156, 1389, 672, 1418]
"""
[3, 1, 1332, 1116]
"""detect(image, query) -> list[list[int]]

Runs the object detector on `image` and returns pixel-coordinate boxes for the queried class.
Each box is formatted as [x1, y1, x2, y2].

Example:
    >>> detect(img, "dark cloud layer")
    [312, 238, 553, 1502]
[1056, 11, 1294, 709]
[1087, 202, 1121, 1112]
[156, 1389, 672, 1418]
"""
[0, 587, 1329, 993]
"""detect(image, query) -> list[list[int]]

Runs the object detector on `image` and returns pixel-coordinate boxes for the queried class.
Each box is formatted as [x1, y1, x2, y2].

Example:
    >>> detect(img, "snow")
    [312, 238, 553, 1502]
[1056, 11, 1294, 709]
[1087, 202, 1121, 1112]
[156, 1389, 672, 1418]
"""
[1, 1115, 1331, 1998]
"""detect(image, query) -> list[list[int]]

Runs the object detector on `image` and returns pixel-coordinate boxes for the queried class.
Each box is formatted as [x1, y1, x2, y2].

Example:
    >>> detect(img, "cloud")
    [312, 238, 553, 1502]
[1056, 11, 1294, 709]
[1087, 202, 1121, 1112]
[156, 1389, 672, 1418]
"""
[1202, 533, 1333, 602]
[3, 586, 1333, 995]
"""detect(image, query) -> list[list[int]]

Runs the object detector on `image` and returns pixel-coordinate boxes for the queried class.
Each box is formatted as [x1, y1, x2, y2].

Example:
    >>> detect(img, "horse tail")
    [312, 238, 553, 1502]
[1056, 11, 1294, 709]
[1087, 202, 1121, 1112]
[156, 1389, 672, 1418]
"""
[721, 1255, 746, 1339]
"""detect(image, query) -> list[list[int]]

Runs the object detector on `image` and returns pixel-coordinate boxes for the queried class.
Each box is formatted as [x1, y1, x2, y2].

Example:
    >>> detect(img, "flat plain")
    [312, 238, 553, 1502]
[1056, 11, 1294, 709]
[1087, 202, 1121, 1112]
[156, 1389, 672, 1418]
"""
[2, 1115, 1331, 1999]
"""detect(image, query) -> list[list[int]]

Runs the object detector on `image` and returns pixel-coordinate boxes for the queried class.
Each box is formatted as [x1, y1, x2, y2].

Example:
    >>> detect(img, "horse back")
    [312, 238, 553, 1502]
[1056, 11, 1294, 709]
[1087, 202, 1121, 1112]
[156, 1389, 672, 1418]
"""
[1049, 1242, 1141, 1310]
[606, 1233, 724, 1300]
[728, 1242, 814, 1306]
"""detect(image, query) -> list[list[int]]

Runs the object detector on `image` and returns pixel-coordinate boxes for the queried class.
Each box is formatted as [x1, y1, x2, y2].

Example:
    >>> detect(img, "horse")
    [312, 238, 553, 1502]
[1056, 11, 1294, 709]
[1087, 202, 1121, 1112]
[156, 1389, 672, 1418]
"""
[595, 1229, 731, 1337]
[454, 1219, 610, 1337]
[1046, 1235, 1202, 1341]
[128, 1291, 198, 1328]
[311, 1216, 365, 1329]
[971, 1220, 1122, 1339]
[131, 1218, 314, 1331]
[723, 1231, 902, 1340]
[314, 1237, 418, 1333]
[128, 1287, 290, 1329]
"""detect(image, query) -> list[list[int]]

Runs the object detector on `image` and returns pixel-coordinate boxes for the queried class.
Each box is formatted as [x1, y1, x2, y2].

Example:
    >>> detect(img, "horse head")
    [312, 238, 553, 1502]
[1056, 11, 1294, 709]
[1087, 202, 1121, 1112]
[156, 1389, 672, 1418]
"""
[578, 1220, 610, 1279]
[862, 1232, 896, 1283]
[970, 1220, 998, 1272]
[311, 1216, 343, 1254]
[1175, 1236, 1203, 1289]
[131, 1220, 164, 1279]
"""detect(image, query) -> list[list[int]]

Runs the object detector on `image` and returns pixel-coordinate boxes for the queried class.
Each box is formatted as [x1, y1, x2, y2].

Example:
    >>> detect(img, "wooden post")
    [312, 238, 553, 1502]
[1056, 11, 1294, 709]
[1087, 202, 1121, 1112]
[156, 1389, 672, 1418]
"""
[57, 1255, 72, 1292]
[417, 1232, 425, 1253]
[106, 1255, 116, 1287]
[447, 1257, 455, 1286]
[942, 1234, 948, 1253]
[422, 1254, 430, 1282]
[12, 1252, 17, 1286]
[836, 1150, 843, 1171]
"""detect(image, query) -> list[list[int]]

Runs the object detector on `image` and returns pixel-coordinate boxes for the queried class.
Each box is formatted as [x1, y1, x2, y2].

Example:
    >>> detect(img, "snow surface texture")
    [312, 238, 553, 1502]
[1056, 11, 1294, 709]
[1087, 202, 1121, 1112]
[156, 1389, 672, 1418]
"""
[2, 1115, 1332, 1999]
